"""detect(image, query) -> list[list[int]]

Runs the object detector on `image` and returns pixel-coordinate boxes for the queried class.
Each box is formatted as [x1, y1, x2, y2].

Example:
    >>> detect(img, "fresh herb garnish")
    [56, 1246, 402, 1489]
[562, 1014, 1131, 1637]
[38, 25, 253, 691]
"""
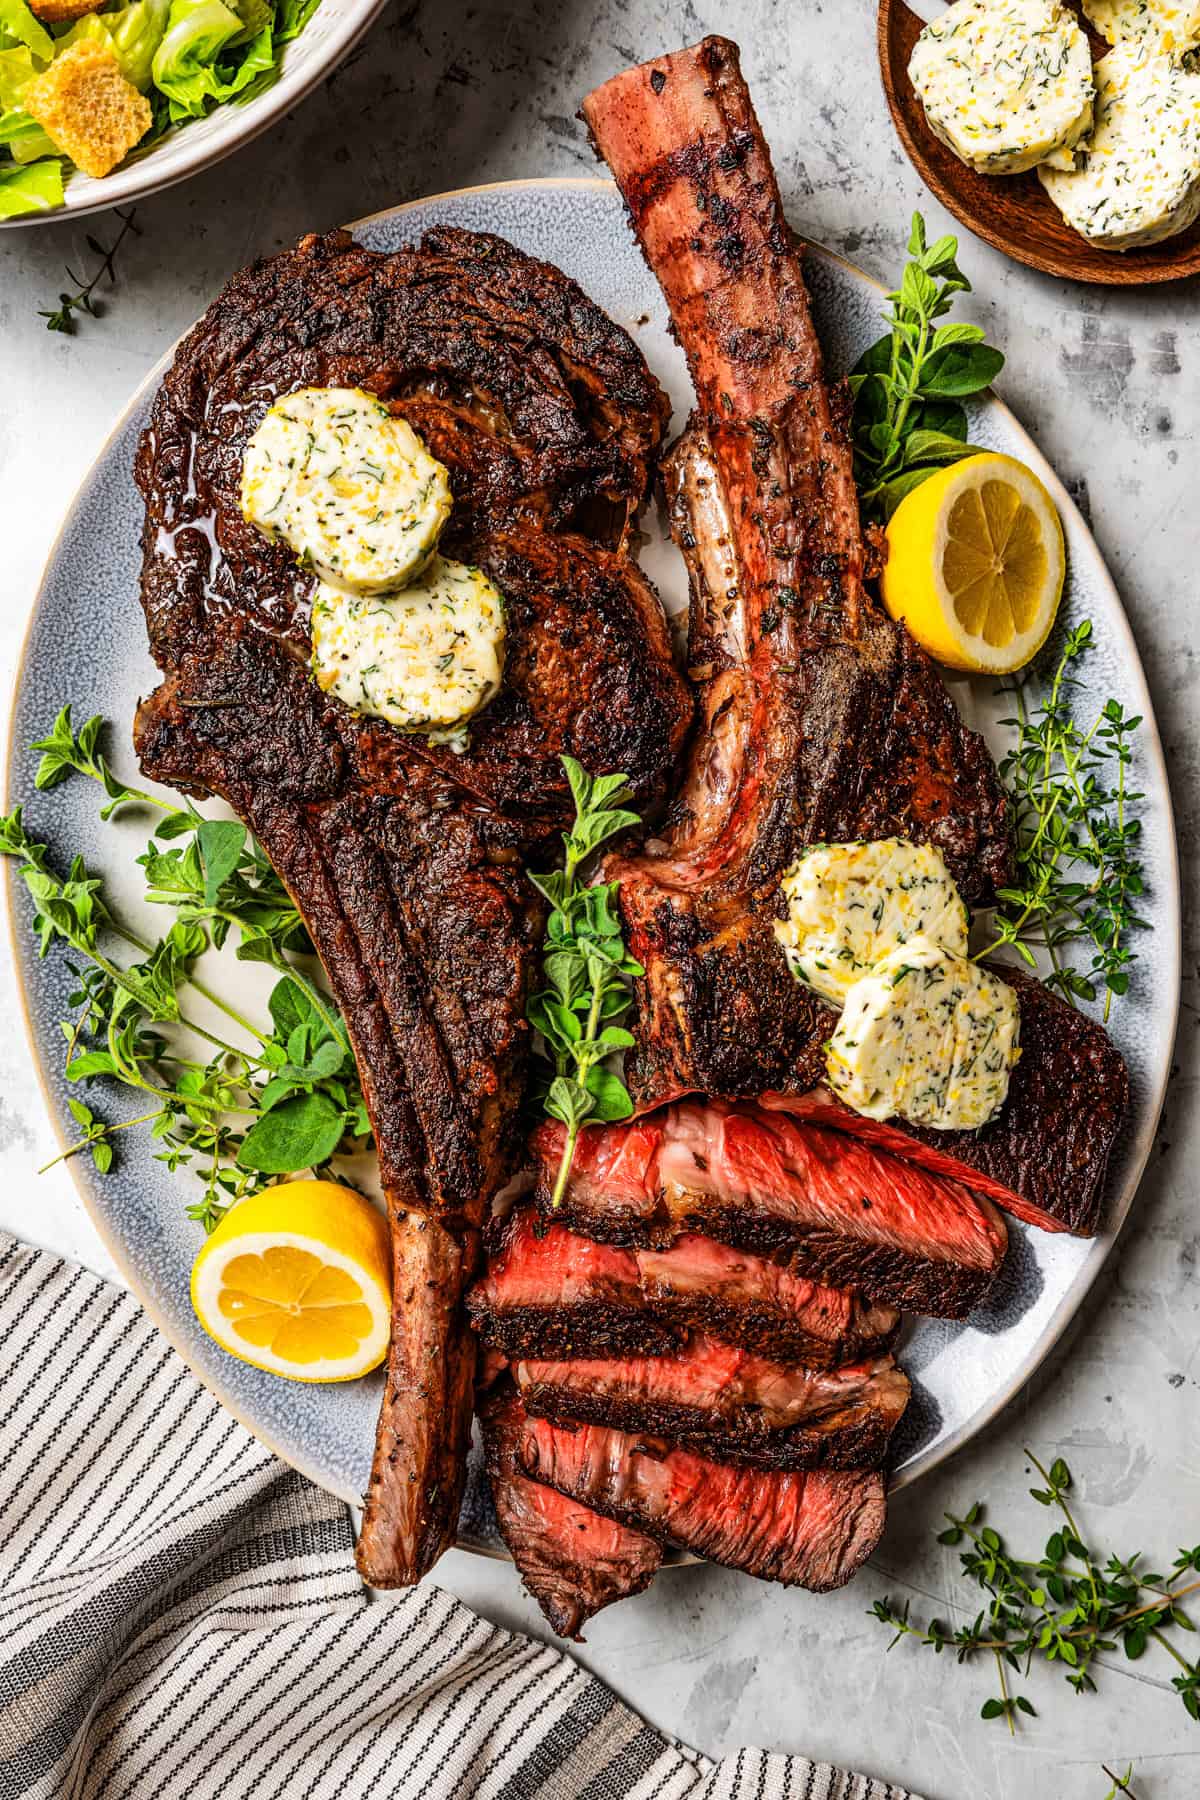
[849, 213, 1004, 524]
[3, 708, 369, 1233]
[982, 621, 1146, 1018]
[526, 758, 643, 1207]
[39, 209, 141, 336]
[1102, 1768, 1139, 1800]
[872, 1452, 1200, 1734]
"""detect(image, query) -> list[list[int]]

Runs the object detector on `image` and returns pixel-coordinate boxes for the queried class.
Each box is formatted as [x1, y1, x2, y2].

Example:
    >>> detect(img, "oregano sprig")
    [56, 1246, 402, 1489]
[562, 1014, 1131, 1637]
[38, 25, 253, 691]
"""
[4, 709, 369, 1234]
[871, 1452, 1200, 1733]
[849, 212, 1004, 524]
[526, 758, 643, 1207]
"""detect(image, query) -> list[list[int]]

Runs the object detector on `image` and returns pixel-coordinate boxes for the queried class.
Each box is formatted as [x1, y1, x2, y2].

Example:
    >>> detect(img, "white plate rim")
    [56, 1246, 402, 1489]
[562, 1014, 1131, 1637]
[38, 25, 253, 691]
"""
[4, 175, 1181, 1532]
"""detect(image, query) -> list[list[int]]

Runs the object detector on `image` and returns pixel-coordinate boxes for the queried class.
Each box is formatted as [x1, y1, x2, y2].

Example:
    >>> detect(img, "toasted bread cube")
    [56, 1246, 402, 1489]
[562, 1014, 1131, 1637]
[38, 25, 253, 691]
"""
[28, 0, 107, 22]
[23, 41, 151, 180]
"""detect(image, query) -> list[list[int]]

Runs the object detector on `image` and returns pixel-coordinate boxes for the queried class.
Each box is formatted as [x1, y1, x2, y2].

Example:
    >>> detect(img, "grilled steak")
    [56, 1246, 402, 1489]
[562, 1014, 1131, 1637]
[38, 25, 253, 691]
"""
[517, 1412, 886, 1589]
[469, 1206, 900, 1364]
[515, 1338, 910, 1470]
[582, 39, 1127, 1237]
[133, 226, 691, 1586]
[479, 1384, 661, 1637]
[532, 1100, 1007, 1317]
[762, 968, 1129, 1239]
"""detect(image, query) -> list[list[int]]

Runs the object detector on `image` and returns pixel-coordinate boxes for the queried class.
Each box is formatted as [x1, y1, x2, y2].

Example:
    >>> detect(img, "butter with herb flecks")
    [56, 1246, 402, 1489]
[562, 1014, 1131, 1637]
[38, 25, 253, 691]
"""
[826, 937, 1021, 1133]
[908, 0, 1094, 175]
[774, 839, 969, 1005]
[1039, 44, 1200, 249]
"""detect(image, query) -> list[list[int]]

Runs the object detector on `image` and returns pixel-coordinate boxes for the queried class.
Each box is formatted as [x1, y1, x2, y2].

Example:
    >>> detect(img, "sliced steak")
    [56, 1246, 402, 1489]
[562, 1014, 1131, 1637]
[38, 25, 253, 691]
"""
[532, 1100, 1008, 1318]
[514, 1338, 910, 1470]
[479, 1384, 661, 1638]
[468, 1206, 900, 1364]
[582, 39, 1127, 1238]
[134, 225, 691, 1587]
[516, 1412, 886, 1589]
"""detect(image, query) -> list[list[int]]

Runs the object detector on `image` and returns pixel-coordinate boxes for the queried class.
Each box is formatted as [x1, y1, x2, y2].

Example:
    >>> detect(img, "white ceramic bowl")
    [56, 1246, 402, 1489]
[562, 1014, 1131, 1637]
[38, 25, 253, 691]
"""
[0, 0, 388, 228]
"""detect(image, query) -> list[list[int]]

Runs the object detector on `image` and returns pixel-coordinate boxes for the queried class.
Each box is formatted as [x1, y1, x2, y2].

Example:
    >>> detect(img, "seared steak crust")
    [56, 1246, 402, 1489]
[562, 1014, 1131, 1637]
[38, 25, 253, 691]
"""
[583, 40, 1127, 1237]
[514, 1340, 911, 1471]
[517, 1411, 887, 1589]
[134, 225, 690, 1586]
[479, 1383, 661, 1638]
[532, 1102, 1008, 1318]
[469, 1206, 900, 1365]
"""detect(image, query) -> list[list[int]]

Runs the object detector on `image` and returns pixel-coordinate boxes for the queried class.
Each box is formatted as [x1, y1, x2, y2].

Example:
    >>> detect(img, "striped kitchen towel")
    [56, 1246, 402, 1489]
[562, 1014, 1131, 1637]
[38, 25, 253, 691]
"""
[0, 1231, 922, 1800]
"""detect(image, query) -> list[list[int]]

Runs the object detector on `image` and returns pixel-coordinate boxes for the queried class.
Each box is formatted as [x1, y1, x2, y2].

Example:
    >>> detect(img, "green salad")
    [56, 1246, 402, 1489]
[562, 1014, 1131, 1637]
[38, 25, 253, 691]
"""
[0, 0, 321, 218]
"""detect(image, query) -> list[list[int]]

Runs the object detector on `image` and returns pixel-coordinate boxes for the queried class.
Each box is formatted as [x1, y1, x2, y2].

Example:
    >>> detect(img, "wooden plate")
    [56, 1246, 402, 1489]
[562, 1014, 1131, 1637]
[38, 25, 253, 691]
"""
[878, 0, 1200, 284]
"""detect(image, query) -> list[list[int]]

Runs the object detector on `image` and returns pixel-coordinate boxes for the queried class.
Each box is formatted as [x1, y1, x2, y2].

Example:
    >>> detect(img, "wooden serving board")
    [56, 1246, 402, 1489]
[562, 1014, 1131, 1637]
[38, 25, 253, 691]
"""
[877, 0, 1200, 284]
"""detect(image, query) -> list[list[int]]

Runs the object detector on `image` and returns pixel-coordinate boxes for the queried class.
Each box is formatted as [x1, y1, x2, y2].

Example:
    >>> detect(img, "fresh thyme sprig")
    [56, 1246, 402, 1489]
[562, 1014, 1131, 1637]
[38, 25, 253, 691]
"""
[872, 1451, 1200, 1734]
[981, 621, 1146, 1019]
[4, 708, 369, 1233]
[1101, 1767, 1139, 1800]
[526, 758, 643, 1207]
[849, 212, 1004, 524]
[39, 208, 141, 335]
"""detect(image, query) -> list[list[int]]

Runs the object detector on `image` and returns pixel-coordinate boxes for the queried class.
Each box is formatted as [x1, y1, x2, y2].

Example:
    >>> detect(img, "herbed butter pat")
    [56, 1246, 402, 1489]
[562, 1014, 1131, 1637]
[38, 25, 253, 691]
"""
[312, 555, 505, 744]
[1039, 44, 1200, 247]
[908, 0, 1095, 176]
[241, 387, 452, 594]
[826, 937, 1021, 1133]
[1083, 0, 1200, 51]
[775, 839, 969, 1005]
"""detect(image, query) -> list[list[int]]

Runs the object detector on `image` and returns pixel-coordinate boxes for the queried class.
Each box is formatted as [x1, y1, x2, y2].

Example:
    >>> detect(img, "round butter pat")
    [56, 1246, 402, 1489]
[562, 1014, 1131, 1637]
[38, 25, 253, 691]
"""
[908, 0, 1094, 176]
[312, 554, 505, 743]
[775, 838, 969, 1006]
[241, 387, 452, 595]
[1039, 44, 1200, 248]
[826, 936, 1020, 1133]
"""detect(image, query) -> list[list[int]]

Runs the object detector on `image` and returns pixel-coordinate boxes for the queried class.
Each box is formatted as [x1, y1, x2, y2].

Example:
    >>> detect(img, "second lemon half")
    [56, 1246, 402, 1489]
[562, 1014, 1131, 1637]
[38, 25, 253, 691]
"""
[880, 452, 1065, 675]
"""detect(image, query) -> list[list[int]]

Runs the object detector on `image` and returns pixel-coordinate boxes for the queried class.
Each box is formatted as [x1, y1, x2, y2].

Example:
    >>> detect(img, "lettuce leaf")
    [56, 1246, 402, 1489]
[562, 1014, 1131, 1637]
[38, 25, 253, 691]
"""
[0, 0, 51, 60]
[0, 107, 55, 159]
[151, 0, 272, 119]
[0, 43, 37, 106]
[59, 0, 171, 90]
[0, 154, 62, 217]
[276, 0, 319, 43]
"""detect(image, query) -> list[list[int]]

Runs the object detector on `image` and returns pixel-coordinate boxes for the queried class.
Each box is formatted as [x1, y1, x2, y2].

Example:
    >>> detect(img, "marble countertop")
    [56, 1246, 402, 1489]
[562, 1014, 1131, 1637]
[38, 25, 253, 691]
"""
[1, 4, 1197, 1795]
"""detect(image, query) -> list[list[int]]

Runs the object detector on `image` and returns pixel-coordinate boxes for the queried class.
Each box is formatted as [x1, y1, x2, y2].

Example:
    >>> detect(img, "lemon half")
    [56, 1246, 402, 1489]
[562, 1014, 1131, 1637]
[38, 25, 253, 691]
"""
[880, 453, 1065, 674]
[191, 1180, 391, 1382]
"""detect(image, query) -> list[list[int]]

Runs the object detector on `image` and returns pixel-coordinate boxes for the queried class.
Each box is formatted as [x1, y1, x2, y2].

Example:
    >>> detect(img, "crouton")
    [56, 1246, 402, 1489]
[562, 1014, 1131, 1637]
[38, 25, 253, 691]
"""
[28, 0, 107, 23]
[23, 41, 151, 181]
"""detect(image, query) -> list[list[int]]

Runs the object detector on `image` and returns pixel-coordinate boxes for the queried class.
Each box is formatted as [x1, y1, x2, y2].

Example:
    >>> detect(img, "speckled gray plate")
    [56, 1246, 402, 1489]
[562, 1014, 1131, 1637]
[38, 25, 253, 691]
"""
[6, 179, 1180, 1556]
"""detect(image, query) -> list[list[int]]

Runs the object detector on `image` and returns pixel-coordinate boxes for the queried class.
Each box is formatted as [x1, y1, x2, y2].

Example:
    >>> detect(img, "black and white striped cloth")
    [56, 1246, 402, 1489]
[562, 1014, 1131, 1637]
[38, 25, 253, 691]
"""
[0, 1232, 921, 1800]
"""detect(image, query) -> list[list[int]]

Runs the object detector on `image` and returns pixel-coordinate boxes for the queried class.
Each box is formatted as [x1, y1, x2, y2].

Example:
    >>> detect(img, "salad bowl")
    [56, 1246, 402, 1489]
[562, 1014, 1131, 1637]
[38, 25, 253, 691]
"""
[0, 0, 386, 225]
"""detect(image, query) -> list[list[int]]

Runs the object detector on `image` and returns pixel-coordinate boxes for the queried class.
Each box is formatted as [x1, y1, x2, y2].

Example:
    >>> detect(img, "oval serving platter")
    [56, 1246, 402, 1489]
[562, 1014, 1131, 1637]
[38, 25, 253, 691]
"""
[6, 178, 1179, 1556]
[878, 0, 1200, 286]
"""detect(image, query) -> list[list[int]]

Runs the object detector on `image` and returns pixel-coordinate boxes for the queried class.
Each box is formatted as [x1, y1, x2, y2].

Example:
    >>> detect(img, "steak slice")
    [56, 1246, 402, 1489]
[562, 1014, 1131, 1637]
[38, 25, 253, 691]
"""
[479, 1384, 661, 1638]
[133, 226, 691, 1587]
[516, 1412, 886, 1589]
[514, 1338, 910, 1470]
[582, 40, 1127, 1237]
[468, 1205, 899, 1364]
[532, 1100, 1008, 1318]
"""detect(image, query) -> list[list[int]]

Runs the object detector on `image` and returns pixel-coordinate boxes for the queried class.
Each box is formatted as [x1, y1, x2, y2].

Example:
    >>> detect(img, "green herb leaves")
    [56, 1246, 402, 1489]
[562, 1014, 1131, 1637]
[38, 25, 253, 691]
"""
[5, 710, 369, 1234]
[849, 214, 1004, 524]
[983, 621, 1146, 1018]
[871, 1451, 1200, 1735]
[527, 758, 643, 1207]
[39, 209, 140, 335]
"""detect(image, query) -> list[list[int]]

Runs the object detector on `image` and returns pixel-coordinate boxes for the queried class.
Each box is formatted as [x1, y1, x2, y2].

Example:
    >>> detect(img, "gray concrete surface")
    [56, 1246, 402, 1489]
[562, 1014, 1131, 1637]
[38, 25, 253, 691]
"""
[1, 4, 1197, 1795]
